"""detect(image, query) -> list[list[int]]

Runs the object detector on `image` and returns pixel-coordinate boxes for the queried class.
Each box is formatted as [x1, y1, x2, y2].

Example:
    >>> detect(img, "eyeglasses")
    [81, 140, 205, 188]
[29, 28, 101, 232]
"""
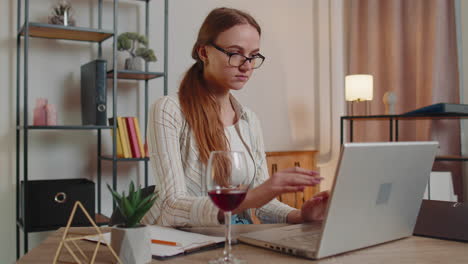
[210, 43, 265, 69]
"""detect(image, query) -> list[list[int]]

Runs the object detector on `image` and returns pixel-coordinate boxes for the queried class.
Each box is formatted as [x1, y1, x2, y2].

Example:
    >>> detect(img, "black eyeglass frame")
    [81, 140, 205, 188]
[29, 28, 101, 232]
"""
[210, 43, 265, 69]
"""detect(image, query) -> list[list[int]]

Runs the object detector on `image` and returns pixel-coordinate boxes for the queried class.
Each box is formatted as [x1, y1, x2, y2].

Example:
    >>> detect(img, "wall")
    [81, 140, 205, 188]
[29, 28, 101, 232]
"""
[0, 0, 323, 262]
[1, 0, 17, 262]
[166, 0, 317, 151]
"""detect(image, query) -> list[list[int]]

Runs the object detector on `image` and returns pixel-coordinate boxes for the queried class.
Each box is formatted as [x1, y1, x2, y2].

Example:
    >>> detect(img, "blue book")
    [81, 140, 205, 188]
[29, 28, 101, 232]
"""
[403, 103, 468, 116]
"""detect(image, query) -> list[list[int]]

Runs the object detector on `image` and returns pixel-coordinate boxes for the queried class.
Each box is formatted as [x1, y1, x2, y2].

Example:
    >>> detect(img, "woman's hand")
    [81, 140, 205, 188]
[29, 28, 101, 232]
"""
[234, 167, 322, 213]
[265, 167, 322, 196]
[301, 191, 330, 222]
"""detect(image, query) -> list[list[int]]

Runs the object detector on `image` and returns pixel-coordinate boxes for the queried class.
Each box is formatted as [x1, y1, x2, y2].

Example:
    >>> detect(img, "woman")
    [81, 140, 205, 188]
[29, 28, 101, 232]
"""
[144, 7, 329, 227]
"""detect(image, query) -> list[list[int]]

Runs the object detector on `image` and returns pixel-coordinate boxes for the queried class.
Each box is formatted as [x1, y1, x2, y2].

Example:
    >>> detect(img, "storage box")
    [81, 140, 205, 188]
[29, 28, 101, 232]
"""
[20, 179, 95, 231]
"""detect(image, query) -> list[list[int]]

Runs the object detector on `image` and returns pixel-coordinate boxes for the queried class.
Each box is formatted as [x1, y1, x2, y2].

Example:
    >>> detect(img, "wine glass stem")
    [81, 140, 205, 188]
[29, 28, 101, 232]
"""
[223, 211, 232, 261]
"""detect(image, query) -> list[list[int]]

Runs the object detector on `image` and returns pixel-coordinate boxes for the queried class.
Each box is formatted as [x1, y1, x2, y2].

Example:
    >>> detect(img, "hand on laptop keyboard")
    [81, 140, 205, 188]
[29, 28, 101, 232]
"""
[266, 167, 323, 195]
[301, 191, 330, 222]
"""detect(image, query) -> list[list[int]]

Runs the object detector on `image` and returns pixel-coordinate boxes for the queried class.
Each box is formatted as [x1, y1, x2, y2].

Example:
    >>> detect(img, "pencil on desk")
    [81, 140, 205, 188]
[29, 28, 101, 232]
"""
[151, 239, 181, 247]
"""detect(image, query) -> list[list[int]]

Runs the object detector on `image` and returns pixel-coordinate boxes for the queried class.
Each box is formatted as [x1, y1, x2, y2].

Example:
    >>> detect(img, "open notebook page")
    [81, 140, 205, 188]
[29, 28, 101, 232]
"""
[87, 225, 224, 258]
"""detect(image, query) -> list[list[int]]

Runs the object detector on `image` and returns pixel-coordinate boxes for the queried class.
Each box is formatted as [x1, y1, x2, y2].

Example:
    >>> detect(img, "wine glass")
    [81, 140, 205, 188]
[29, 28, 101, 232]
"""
[205, 151, 250, 264]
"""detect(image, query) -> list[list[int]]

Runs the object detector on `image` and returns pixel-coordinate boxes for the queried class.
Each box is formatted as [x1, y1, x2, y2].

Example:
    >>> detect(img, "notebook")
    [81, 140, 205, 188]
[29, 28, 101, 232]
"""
[87, 225, 224, 259]
[403, 103, 468, 116]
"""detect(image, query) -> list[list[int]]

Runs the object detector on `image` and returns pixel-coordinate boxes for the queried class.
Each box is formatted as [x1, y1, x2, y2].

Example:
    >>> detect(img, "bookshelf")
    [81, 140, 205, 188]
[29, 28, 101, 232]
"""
[106, 69, 165, 80]
[15, 0, 168, 258]
[19, 22, 114, 42]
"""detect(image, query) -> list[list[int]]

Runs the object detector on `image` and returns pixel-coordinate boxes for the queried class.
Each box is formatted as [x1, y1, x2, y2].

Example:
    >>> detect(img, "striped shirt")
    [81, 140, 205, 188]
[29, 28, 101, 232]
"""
[142, 95, 295, 227]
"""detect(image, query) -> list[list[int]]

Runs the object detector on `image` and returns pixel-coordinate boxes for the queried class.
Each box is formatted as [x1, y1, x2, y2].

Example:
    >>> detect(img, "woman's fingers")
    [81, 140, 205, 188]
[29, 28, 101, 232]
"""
[273, 175, 318, 193]
[301, 192, 330, 222]
[281, 186, 305, 192]
[281, 167, 319, 176]
[268, 167, 324, 195]
[277, 172, 323, 186]
[313, 190, 330, 199]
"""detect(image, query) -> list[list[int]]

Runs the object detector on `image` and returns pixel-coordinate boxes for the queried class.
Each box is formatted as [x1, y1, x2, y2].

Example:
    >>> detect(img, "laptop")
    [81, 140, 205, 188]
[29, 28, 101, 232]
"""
[239, 141, 439, 259]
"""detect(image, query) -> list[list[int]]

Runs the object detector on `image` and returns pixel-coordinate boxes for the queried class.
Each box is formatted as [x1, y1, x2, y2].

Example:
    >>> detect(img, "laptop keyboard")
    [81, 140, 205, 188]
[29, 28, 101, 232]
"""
[275, 231, 321, 250]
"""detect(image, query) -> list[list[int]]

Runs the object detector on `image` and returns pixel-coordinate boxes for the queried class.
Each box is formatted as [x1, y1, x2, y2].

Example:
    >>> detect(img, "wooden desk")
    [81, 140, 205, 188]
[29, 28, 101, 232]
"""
[18, 225, 468, 264]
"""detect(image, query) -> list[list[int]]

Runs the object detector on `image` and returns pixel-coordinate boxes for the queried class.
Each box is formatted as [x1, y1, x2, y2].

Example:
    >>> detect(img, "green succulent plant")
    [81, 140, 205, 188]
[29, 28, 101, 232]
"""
[107, 181, 158, 228]
[117, 32, 157, 62]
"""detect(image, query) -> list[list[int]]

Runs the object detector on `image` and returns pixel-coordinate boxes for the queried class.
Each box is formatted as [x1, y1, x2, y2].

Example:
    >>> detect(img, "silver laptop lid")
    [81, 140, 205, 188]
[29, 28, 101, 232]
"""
[316, 141, 438, 258]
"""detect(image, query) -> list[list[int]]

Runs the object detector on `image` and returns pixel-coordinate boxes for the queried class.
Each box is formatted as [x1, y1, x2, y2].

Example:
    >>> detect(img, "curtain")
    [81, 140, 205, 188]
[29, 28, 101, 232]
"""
[314, 0, 346, 192]
[346, 0, 462, 199]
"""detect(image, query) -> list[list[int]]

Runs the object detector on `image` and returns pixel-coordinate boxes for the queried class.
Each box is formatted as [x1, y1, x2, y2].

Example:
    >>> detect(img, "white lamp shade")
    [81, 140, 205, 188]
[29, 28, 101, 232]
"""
[345, 74, 374, 101]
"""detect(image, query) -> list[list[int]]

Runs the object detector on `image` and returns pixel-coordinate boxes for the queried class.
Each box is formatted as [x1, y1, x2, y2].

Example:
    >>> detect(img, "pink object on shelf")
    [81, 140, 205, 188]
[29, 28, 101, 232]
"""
[33, 98, 47, 126]
[46, 104, 57, 125]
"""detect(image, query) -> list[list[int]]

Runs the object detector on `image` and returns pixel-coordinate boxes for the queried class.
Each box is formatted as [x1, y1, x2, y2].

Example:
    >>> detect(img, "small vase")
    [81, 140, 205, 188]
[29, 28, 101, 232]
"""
[111, 225, 152, 264]
[33, 98, 48, 126]
[125, 57, 144, 71]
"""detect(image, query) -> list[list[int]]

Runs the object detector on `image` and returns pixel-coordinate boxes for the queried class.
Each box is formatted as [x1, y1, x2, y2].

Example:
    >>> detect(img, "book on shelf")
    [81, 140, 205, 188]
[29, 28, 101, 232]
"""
[108, 116, 148, 159]
[144, 142, 149, 158]
[108, 118, 124, 158]
[125, 117, 141, 158]
[133, 117, 146, 158]
[116, 117, 132, 158]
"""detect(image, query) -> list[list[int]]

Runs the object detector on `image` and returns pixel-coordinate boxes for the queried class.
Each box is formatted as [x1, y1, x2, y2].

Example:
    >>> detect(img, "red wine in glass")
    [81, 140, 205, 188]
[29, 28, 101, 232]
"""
[206, 151, 250, 264]
[208, 189, 247, 211]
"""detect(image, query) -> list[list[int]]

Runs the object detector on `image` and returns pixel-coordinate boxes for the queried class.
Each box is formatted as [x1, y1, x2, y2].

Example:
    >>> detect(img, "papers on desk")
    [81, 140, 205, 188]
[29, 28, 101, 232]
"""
[86, 225, 224, 259]
[423, 171, 458, 202]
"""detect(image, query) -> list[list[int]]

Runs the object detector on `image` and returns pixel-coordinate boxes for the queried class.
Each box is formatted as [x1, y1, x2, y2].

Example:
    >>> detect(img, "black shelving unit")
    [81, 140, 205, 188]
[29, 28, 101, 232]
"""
[340, 113, 468, 200]
[15, 0, 168, 258]
[340, 114, 468, 157]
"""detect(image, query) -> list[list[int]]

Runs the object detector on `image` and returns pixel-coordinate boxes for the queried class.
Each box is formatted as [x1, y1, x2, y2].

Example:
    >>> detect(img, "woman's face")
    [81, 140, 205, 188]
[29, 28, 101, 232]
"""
[200, 24, 261, 92]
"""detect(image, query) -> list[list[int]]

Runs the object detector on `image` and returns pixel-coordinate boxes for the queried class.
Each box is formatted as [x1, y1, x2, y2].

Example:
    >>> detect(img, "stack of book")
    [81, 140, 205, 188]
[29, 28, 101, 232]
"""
[108, 117, 148, 159]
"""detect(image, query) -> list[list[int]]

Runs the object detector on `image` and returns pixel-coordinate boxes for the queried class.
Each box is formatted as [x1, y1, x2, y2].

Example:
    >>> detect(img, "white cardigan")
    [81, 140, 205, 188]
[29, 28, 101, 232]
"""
[142, 95, 294, 227]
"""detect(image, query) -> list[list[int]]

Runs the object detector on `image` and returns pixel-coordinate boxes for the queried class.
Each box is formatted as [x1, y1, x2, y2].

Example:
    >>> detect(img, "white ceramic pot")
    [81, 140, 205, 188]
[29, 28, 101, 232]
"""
[125, 57, 144, 71]
[111, 225, 152, 264]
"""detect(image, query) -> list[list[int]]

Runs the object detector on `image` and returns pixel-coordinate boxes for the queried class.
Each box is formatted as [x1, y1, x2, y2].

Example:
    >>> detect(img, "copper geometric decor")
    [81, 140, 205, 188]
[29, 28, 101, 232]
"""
[52, 201, 122, 264]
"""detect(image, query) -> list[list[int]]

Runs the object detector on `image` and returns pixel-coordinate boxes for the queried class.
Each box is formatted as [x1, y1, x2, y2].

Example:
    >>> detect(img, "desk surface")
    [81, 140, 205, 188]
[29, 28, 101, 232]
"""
[18, 224, 468, 264]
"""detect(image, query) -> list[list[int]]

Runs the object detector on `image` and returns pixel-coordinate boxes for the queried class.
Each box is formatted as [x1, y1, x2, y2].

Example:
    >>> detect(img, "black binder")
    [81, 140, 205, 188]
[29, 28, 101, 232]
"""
[81, 59, 107, 125]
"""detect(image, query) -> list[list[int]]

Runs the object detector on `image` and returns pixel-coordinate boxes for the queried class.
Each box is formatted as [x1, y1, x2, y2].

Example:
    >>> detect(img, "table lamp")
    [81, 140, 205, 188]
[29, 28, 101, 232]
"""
[345, 74, 373, 115]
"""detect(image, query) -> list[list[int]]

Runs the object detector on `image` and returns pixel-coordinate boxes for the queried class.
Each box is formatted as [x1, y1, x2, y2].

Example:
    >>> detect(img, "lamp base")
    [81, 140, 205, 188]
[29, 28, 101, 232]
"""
[347, 100, 371, 116]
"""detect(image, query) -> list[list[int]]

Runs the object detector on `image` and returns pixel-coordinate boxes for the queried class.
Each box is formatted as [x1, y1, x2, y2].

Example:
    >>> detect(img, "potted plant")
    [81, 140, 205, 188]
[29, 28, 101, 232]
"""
[118, 32, 157, 71]
[107, 182, 158, 264]
[48, 0, 76, 26]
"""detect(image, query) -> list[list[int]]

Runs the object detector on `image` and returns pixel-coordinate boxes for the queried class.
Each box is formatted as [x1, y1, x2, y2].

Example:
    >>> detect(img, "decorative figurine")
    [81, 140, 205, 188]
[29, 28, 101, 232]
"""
[33, 98, 48, 126]
[383, 91, 397, 115]
[48, 0, 76, 26]
[53, 201, 122, 264]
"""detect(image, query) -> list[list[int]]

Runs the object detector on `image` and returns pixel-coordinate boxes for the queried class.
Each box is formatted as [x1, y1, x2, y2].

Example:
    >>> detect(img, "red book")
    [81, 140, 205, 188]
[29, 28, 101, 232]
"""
[125, 117, 141, 158]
